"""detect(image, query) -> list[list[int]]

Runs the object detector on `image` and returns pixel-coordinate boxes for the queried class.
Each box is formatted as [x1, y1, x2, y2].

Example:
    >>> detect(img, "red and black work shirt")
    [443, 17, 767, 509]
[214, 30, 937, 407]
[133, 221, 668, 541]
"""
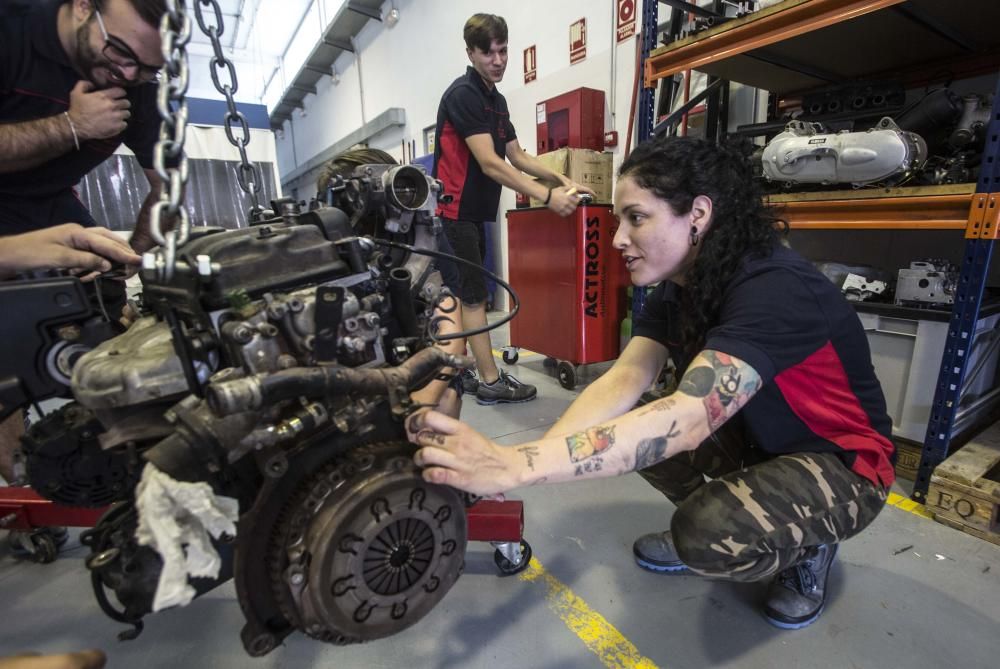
[634, 243, 896, 488]
[433, 66, 516, 222]
[0, 0, 160, 208]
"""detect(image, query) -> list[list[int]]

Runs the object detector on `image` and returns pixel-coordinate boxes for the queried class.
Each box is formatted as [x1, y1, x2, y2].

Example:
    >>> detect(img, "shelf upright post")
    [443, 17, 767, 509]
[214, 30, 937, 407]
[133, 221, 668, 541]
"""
[912, 73, 1000, 501]
[631, 0, 660, 319]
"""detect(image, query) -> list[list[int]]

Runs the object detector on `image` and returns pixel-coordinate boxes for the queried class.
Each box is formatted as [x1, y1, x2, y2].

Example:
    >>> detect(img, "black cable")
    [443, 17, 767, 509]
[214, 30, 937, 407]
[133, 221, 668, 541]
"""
[367, 237, 520, 341]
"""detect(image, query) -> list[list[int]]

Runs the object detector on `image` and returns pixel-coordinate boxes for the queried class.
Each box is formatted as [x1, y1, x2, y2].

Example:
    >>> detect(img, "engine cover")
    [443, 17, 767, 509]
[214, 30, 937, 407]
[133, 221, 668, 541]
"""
[761, 117, 927, 186]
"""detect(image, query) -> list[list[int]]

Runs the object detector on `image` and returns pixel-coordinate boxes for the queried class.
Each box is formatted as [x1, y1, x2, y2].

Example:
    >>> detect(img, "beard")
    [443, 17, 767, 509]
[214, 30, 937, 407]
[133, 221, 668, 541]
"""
[73, 17, 128, 89]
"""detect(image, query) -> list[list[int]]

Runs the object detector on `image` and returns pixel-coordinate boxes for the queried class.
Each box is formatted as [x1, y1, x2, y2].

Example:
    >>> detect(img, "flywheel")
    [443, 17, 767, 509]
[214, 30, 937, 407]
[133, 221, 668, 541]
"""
[268, 441, 466, 644]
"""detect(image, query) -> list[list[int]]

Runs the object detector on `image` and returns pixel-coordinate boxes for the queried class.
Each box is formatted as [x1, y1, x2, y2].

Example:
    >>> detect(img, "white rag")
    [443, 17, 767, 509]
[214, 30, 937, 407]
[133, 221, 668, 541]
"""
[134, 463, 239, 611]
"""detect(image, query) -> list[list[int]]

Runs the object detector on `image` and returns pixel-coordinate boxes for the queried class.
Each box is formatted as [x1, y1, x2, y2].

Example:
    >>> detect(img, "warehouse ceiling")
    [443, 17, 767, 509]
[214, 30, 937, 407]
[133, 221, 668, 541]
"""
[185, 0, 319, 106]
[183, 0, 387, 127]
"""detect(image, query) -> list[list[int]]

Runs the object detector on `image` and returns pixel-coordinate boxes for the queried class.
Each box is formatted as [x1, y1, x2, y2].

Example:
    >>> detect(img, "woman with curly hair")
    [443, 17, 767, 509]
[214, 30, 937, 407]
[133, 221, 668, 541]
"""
[409, 135, 895, 630]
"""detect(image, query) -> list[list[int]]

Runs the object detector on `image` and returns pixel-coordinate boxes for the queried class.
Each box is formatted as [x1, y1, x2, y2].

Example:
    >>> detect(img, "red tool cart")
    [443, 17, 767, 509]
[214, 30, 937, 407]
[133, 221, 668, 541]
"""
[505, 204, 629, 389]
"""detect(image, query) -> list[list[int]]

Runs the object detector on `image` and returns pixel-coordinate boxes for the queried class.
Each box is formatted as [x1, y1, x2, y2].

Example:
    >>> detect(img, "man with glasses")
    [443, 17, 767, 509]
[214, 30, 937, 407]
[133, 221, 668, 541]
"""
[0, 0, 167, 253]
[0, 0, 166, 555]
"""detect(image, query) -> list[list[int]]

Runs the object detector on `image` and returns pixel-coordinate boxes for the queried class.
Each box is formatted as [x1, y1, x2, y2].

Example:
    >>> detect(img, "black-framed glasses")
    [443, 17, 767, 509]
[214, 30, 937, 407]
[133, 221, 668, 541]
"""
[94, 9, 161, 83]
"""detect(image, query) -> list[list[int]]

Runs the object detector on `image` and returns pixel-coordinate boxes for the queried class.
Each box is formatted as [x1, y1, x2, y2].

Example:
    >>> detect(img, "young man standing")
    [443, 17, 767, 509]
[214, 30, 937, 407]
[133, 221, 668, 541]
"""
[433, 13, 594, 405]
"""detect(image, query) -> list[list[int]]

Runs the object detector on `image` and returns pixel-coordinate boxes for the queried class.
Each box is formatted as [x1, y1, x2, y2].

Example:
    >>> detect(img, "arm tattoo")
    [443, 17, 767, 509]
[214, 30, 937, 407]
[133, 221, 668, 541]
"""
[634, 420, 680, 470]
[678, 367, 715, 397]
[679, 351, 762, 431]
[574, 456, 604, 477]
[639, 397, 677, 416]
[565, 425, 616, 462]
[517, 445, 540, 471]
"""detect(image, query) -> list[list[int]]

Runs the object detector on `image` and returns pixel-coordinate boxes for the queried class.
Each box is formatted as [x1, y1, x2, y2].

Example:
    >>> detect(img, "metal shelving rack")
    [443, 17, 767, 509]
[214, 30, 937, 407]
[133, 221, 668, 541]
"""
[637, 0, 1000, 500]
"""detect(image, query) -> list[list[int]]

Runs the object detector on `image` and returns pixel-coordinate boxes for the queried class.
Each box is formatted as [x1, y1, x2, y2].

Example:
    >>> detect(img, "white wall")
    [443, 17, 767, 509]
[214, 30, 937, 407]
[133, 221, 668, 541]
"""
[273, 0, 646, 307]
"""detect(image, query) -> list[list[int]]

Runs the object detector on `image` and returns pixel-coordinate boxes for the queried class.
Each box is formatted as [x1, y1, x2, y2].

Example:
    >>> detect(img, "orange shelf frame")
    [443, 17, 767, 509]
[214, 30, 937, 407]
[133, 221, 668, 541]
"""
[644, 0, 905, 87]
[768, 191, 975, 230]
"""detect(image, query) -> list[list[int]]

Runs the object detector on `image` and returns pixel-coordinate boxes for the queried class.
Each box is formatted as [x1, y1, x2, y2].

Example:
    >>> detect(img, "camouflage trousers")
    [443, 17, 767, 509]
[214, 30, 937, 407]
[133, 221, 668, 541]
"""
[638, 421, 888, 582]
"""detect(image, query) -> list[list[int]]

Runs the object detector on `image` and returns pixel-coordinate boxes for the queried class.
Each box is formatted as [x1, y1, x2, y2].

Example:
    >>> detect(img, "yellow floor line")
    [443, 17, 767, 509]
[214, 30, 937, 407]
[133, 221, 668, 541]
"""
[492, 347, 540, 360]
[518, 557, 660, 669]
[887, 491, 935, 519]
[512, 495, 927, 667]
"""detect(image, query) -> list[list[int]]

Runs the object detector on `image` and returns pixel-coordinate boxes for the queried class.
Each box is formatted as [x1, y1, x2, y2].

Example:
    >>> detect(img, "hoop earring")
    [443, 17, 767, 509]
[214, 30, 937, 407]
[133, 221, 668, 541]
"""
[689, 225, 700, 247]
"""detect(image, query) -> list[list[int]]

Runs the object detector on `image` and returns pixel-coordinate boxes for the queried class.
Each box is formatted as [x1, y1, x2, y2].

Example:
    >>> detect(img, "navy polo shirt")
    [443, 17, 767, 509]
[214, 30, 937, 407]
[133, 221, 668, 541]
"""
[0, 0, 161, 231]
[433, 66, 516, 222]
[634, 243, 896, 488]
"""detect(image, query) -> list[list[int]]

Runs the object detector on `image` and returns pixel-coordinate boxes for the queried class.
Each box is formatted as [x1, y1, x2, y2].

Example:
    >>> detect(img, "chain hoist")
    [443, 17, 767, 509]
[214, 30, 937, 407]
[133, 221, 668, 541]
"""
[148, 0, 192, 281]
[193, 0, 265, 219]
[148, 0, 265, 281]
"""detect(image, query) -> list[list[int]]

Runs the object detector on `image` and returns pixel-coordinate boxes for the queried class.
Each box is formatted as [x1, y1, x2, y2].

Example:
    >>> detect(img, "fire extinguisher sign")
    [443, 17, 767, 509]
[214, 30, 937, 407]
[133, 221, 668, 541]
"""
[617, 0, 636, 43]
[569, 18, 587, 64]
[524, 45, 537, 84]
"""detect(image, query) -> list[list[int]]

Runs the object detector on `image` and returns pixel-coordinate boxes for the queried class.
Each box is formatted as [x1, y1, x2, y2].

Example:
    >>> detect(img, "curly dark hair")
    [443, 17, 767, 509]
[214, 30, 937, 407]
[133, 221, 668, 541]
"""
[618, 136, 787, 354]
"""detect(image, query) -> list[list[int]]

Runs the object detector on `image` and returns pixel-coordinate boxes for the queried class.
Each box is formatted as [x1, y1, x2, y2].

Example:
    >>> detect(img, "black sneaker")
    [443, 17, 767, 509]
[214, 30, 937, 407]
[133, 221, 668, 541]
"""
[475, 370, 537, 405]
[460, 369, 479, 395]
[762, 544, 838, 630]
[632, 530, 689, 573]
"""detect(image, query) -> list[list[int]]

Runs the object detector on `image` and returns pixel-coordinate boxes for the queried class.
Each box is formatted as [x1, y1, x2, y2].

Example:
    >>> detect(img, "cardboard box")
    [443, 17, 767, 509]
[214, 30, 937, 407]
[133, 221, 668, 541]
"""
[528, 148, 613, 206]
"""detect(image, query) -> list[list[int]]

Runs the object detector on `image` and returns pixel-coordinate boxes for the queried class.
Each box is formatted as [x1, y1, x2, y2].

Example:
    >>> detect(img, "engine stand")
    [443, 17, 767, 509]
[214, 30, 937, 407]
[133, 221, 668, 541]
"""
[1, 488, 532, 574]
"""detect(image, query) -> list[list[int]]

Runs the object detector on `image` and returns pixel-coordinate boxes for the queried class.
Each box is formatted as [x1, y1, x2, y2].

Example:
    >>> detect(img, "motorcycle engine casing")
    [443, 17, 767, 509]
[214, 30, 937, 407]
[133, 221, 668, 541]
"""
[761, 117, 927, 185]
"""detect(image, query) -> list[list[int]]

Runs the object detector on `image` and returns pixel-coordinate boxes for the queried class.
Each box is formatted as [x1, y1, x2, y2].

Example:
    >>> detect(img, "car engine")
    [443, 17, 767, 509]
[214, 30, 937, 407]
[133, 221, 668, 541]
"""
[12, 164, 479, 655]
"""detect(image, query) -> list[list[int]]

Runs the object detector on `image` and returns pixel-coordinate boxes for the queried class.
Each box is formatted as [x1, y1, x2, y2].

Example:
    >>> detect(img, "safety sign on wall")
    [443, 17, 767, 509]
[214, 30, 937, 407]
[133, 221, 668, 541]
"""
[524, 45, 537, 84]
[570, 18, 587, 64]
[617, 0, 636, 43]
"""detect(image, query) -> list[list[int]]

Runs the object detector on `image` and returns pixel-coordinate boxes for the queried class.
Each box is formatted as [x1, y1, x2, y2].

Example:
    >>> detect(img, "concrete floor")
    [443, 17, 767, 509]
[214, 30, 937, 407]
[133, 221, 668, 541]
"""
[2, 339, 1000, 668]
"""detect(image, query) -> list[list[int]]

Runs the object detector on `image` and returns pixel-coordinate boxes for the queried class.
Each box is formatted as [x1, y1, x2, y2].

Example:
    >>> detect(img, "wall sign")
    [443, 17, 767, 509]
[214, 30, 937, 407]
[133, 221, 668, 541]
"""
[616, 0, 636, 43]
[569, 18, 587, 64]
[524, 45, 537, 84]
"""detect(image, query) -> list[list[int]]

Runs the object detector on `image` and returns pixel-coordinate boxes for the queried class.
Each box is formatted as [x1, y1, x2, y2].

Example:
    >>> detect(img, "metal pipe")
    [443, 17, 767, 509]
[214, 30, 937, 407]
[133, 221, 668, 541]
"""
[389, 268, 419, 337]
[352, 36, 367, 127]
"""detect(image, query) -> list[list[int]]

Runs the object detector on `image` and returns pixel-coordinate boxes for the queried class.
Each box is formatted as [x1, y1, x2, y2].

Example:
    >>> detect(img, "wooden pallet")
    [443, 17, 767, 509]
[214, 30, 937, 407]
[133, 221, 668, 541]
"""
[893, 439, 922, 481]
[927, 423, 1000, 546]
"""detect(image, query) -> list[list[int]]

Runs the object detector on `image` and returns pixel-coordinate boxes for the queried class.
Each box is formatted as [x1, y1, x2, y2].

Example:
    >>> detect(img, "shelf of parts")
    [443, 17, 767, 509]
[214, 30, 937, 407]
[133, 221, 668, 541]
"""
[640, 0, 1000, 500]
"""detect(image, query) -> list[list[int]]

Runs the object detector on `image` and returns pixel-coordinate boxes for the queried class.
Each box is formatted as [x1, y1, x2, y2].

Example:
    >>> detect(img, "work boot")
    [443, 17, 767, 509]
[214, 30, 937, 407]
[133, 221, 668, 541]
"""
[762, 543, 839, 630]
[632, 530, 689, 573]
[475, 370, 537, 405]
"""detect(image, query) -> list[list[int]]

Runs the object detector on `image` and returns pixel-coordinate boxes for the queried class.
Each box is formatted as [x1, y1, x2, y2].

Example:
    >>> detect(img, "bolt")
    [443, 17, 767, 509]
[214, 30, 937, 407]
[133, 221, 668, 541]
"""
[290, 572, 305, 585]
[196, 254, 213, 277]
[56, 324, 82, 341]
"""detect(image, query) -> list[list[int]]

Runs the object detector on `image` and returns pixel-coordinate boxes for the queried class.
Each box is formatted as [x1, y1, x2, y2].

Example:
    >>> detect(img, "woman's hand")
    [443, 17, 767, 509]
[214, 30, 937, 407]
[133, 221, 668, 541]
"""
[409, 410, 523, 496]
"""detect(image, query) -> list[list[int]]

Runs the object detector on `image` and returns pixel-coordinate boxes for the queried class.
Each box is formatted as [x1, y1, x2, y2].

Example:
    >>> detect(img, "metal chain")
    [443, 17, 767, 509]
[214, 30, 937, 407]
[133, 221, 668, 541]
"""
[193, 0, 264, 219]
[150, 0, 193, 280]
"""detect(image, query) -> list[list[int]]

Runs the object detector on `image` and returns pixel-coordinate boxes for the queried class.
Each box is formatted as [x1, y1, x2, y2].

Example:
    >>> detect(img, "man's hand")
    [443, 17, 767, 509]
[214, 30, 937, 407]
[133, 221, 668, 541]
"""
[410, 410, 523, 496]
[546, 185, 588, 217]
[0, 649, 106, 669]
[0, 224, 141, 280]
[68, 81, 131, 141]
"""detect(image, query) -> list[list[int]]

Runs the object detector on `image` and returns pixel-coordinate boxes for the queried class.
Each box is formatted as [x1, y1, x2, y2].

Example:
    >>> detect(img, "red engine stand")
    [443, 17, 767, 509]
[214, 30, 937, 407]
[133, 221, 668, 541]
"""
[1, 488, 532, 573]
[0, 486, 106, 531]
